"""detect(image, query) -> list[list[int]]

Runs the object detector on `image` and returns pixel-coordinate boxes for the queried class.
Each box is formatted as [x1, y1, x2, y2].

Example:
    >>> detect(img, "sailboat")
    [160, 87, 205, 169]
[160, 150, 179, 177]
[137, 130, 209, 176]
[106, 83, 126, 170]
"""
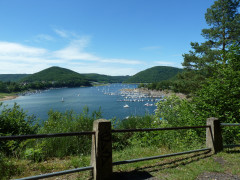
[123, 104, 129, 108]
[61, 97, 64, 102]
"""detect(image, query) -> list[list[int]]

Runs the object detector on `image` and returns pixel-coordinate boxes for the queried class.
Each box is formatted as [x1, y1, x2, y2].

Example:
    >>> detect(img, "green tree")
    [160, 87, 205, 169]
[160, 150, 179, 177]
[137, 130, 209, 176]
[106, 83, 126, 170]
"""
[183, 0, 240, 73]
[193, 43, 240, 144]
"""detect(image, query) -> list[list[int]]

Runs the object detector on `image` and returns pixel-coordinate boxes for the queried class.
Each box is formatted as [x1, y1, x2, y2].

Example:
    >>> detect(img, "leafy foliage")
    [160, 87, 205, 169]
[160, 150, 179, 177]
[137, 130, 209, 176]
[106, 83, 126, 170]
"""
[169, 71, 206, 94]
[193, 43, 240, 144]
[0, 103, 38, 155]
[154, 95, 205, 150]
[182, 42, 221, 75]
[112, 115, 158, 150]
[203, 0, 240, 53]
[32, 107, 102, 158]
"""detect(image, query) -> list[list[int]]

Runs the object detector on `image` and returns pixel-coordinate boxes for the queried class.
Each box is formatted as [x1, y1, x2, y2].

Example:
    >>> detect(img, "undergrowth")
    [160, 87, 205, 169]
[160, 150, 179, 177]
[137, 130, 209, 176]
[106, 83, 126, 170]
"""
[1, 95, 240, 179]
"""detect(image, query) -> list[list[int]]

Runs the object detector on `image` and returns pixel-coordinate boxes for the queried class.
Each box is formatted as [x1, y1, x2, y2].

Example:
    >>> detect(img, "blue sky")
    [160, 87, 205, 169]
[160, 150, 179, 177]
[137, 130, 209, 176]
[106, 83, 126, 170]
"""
[0, 0, 215, 75]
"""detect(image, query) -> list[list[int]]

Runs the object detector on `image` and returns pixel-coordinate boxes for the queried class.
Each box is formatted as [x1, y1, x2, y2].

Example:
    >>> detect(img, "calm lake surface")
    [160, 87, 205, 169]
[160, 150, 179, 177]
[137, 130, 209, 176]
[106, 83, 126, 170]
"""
[2, 84, 160, 122]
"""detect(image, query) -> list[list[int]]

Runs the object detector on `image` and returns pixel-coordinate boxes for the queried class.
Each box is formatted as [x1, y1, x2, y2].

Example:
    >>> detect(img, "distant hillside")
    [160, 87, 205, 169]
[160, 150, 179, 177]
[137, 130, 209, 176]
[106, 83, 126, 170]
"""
[0, 68, 131, 85]
[0, 74, 30, 82]
[125, 66, 183, 83]
[82, 73, 131, 83]
[21, 66, 91, 87]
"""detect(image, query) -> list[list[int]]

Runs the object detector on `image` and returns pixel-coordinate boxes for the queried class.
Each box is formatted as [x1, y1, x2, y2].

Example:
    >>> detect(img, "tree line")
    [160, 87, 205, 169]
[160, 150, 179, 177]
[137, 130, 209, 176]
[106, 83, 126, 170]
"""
[0, 80, 91, 94]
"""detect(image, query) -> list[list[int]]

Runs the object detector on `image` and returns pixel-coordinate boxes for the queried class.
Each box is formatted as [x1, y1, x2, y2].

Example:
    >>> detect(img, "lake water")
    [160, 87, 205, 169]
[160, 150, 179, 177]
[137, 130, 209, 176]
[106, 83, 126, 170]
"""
[2, 84, 160, 122]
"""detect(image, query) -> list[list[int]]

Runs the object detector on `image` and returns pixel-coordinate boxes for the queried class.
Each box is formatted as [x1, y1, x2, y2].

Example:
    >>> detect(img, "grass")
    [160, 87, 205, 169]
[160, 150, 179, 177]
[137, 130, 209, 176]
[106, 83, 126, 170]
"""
[6, 155, 92, 180]
[7, 146, 240, 180]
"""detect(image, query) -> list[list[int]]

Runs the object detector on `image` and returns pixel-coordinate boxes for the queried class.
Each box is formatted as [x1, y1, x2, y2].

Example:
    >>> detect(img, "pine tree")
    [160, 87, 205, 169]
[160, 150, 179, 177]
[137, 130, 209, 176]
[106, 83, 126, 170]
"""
[182, 0, 240, 72]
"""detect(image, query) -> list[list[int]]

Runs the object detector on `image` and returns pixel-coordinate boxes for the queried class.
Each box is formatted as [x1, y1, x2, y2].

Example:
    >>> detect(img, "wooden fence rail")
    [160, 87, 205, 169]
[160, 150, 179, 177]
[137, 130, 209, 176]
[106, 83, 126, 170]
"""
[0, 117, 239, 180]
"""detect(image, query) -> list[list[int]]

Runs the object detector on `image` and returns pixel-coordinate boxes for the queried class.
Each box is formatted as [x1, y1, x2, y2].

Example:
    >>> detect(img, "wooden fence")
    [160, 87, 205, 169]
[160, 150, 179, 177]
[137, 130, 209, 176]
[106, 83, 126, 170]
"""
[0, 117, 239, 180]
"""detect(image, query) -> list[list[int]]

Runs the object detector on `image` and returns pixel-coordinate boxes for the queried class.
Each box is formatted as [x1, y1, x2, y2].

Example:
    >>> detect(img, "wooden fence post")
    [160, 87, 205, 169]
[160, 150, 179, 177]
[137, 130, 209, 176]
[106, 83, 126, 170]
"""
[206, 117, 223, 153]
[91, 119, 112, 180]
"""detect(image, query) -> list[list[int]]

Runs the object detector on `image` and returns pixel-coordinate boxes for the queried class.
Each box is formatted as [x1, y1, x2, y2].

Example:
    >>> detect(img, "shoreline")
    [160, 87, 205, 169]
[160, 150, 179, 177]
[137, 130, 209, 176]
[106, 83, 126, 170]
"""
[0, 95, 19, 102]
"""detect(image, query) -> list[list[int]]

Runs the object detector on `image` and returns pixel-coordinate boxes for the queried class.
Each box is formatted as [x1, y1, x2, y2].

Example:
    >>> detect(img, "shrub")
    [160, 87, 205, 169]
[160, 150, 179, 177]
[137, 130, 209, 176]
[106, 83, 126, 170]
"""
[0, 153, 21, 179]
[0, 103, 38, 155]
[36, 106, 102, 157]
[154, 95, 205, 150]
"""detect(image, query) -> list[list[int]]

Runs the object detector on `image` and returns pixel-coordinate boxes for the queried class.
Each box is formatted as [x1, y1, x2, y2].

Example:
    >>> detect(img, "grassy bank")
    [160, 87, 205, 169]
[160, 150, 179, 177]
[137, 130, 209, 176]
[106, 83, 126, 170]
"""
[6, 146, 240, 179]
[0, 93, 18, 101]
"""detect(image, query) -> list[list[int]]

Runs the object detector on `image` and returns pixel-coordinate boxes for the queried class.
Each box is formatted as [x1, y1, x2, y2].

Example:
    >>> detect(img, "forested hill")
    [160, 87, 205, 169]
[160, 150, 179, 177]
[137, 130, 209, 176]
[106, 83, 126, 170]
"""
[125, 66, 183, 83]
[0, 74, 30, 82]
[0, 66, 182, 85]
[0, 70, 130, 84]
[82, 73, 130, 83]
[21, 66, 91, 87]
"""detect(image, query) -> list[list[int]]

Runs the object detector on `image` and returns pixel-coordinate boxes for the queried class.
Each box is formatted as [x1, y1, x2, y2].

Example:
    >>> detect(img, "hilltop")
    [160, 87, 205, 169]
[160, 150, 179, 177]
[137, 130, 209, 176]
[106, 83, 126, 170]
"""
[21, 66, 91, 87]
[125, 66, 183, 83]
[21, 66, 85, 82]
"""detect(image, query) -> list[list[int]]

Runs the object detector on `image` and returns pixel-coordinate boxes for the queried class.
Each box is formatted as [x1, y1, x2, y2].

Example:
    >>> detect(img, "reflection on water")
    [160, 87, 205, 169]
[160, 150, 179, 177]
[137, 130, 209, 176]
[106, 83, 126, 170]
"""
[2, 84, 161, 122]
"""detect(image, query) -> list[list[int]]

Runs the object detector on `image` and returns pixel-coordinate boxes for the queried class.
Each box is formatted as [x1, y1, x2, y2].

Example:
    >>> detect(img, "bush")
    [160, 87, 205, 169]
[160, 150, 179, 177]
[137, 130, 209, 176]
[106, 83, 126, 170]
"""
[0, 103, 38, 155]
[154, 95, 205, 150]
[35, 106, 102, 158]
[24, 147, 44, 162]
[112, 115, 156, 150]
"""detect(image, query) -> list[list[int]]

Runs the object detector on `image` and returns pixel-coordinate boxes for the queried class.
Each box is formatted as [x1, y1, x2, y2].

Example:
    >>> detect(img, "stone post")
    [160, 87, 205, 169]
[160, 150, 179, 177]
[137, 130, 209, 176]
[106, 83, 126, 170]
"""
[206, 117, 223, 153]
[91, 119, 112, 180]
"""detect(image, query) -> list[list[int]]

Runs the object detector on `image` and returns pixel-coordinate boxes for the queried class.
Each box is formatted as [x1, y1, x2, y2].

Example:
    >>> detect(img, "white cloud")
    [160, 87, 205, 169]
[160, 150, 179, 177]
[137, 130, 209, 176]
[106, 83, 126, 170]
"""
[0, 42, 47, 56]
[0, 41, 63, 65]
[0, 37, 144, 75]
[52, 37, 100, 61]
[0, 61, 49, 74]
[52, 37, 143, 65]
